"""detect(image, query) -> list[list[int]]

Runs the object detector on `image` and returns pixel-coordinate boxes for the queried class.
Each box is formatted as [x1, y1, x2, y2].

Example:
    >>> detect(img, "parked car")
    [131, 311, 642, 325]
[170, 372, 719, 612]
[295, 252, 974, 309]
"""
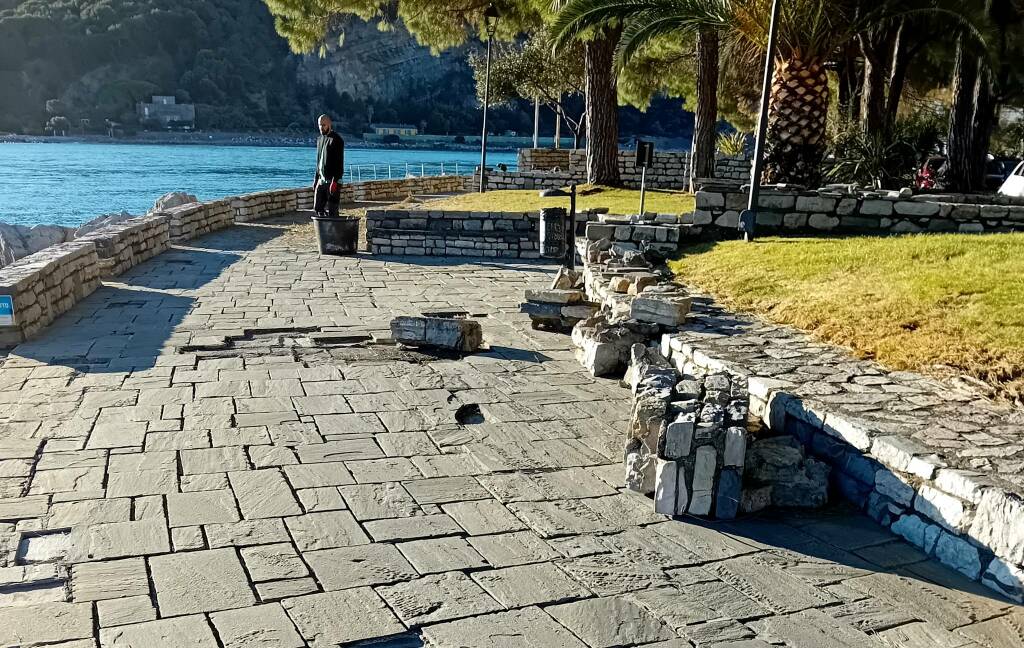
[998, 160, 1024, 197]
[986, 156, 1022, 190]
[915, 156, 948, 191]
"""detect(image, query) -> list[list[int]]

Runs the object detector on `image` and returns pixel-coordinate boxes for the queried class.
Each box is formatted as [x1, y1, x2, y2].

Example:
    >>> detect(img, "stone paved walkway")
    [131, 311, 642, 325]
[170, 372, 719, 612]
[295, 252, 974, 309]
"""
[0, 215, 1021, 647]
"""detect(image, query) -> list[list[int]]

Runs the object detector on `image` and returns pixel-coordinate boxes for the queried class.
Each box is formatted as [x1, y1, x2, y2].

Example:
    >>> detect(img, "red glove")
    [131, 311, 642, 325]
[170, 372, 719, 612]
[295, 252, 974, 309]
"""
[329, 180, 339, 194]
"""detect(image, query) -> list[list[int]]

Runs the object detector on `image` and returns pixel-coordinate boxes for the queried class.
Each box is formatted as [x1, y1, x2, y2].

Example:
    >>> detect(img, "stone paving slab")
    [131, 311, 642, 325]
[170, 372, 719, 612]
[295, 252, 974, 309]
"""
[0, 215, 1019, 647]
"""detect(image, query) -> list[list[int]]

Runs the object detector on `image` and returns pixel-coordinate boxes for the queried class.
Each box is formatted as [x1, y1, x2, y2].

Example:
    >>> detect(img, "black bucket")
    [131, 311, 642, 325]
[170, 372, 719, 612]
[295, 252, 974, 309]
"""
[312, 216, 359, 255]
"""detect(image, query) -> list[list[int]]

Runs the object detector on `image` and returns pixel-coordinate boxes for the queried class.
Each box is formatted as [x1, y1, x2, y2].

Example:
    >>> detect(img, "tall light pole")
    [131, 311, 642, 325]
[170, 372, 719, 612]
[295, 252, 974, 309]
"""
[740, 0, 782, 242]
[478, 4, 501, 193]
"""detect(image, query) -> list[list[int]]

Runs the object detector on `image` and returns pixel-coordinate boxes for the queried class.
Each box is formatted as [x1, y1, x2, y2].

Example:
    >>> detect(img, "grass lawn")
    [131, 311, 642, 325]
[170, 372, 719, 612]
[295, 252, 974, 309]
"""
[669, 234, 1024, 403]
[418, 185, 695, 216]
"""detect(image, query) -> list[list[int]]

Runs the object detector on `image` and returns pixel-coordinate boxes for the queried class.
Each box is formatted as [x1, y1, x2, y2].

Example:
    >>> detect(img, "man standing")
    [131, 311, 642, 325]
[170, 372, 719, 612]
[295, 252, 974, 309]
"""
[313, 114, 344, 218]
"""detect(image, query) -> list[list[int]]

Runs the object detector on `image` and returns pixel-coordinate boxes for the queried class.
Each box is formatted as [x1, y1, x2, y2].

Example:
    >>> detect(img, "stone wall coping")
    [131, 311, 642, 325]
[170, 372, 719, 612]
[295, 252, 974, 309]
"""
[367, 209, 539, 220]
[698, 185, 1024, 206]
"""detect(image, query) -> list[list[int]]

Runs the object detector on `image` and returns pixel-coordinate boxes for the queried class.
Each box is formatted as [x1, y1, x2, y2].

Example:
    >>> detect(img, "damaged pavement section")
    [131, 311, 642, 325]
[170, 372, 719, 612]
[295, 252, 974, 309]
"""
[624, 343, 832, 521]
[391, 315, 483, 353]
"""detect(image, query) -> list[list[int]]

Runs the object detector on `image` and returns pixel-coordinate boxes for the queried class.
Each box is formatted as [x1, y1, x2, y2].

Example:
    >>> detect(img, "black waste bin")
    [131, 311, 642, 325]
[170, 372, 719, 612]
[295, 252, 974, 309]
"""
[312, 216, 359, 255]
[539, 207, 567, 259]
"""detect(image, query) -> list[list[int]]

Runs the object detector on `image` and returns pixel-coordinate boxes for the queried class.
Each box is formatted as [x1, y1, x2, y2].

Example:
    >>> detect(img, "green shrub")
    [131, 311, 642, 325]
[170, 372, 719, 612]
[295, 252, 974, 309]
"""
[827, 114, 943, 189]
[716, 132, 748, 157]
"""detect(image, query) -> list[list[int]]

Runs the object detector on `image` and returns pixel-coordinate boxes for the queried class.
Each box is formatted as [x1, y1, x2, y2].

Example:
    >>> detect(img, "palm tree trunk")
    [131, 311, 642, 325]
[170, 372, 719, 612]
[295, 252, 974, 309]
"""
[885, 23, 922, 128]
[971, 64, 995, 188]
[762, 57, 830, 187]
[858, 33, 888, 134]
[948, 36, 979, 191]
[584, 26, 622, 186]
[836, 46, 861, 123]
[690, 28, 719, 186]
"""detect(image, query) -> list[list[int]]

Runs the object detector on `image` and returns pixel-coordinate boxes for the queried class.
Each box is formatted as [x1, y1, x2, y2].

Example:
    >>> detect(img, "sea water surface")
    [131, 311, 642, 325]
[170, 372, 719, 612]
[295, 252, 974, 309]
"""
[0, 142, 517, 227]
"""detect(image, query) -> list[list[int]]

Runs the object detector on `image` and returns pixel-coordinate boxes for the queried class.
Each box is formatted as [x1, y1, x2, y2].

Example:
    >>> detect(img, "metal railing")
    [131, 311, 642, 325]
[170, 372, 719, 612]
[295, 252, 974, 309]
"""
[341, 161, 518, 183]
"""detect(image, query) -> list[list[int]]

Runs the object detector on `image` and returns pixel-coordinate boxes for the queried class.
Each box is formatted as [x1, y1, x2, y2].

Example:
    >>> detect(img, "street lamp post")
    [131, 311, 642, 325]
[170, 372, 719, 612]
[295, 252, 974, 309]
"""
[478, 4, 501, 193]
[740, 0, 782, 242]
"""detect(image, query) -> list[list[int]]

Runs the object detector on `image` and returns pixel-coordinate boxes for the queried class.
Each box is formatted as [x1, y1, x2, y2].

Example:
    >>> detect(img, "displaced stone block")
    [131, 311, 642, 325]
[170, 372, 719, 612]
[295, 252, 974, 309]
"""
[391, 316, 483, 352]
[630, 296, 692, 327]
[654, 459, 678, 515]
[745, 436, 829, 508]
[715, 469, 742, 519]
[524, 289, 583, 304]
[688, 446, 717, 516]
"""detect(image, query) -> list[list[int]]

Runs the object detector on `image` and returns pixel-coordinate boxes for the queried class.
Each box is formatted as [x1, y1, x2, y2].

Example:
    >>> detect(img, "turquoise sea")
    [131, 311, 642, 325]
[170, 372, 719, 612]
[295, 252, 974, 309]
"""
[0, 143, 518, 227]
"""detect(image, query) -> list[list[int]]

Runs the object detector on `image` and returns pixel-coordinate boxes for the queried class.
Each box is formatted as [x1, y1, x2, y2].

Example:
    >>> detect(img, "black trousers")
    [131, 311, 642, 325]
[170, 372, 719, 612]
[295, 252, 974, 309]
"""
[314, 183, 340, 218]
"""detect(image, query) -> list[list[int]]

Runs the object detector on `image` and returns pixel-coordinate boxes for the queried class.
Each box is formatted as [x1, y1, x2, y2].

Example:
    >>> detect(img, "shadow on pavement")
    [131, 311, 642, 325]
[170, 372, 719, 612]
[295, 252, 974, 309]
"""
[9, 221, 294, 372]
[686, 502, 1016, 608]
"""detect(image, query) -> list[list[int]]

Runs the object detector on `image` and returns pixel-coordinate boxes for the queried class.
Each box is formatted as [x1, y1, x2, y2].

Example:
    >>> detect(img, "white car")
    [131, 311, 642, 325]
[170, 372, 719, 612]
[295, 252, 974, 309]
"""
[998, 160, 1024, 197]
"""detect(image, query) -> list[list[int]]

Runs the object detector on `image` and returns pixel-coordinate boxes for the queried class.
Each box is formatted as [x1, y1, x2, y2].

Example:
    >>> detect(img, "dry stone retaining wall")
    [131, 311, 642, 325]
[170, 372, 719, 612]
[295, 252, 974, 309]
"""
[0, 175, 465, 346]
[366, 209, 539, 258]
[692, 185, 1024, 235]
[662, 320, 1024, 602]
[507, 149, 751, 190]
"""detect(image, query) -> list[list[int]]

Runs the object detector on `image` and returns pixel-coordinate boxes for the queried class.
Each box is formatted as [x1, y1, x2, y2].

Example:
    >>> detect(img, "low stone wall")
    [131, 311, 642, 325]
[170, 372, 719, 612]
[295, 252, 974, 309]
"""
[159, 188, 314, 241]
[508, 148, 750, 191]
[0, 242, 100, 346]
[517, 148, 584, 172]
[366, 209, 539, 258]
[692, 185, 1024, 235]
[0, 175, 465, 346]
[75, 215, 170, 278]
[664, 332, 1024, 601]
[347, 175, 470, 202]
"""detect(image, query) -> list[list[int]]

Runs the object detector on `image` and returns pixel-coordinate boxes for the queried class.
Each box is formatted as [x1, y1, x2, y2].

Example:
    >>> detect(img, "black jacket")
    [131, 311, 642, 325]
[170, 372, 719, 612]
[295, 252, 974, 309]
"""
[315, 130, 345, 184]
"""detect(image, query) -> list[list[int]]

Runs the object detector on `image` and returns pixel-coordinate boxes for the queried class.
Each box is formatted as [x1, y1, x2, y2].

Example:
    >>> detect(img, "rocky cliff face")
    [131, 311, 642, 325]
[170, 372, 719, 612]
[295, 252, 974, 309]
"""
[297, 20, 473, 104]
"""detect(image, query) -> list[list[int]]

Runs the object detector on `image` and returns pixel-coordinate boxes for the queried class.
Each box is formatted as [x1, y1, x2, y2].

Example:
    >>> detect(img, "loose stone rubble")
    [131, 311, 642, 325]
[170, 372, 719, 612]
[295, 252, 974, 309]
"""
[520, 268, 599, 331]
[625, 345, 756, 520]
[391, 316, 483, 352]
[743, 435, 831, 511]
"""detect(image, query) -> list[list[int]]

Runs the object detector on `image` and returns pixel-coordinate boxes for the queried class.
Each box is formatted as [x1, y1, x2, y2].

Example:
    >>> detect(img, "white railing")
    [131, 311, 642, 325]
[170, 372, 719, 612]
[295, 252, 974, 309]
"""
[342, 161, 518, 183]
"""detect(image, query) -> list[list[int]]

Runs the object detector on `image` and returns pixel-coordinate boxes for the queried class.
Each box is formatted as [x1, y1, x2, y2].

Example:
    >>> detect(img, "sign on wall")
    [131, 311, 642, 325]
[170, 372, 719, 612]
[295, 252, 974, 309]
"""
[636, 140, 655, 168]
[0, 295, 14, 326]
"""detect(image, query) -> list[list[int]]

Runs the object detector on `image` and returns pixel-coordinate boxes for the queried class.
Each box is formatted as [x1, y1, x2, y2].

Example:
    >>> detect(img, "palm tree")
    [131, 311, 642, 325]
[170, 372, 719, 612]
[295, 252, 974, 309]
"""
[551, 0, 966, 187]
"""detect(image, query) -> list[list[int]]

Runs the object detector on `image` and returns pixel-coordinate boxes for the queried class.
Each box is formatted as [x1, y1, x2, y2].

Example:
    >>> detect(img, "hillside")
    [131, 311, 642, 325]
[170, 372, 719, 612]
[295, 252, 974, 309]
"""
[0, 0, 695, 140]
